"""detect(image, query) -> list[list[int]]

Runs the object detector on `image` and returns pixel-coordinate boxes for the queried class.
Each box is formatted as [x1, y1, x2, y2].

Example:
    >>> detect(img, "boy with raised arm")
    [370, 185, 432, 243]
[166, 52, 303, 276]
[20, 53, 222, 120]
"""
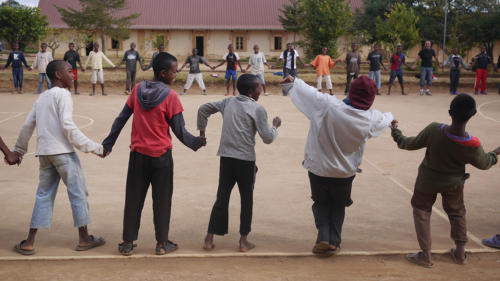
[198, 74, 281, 252]
[83, 42, 115, 96]
[177, 48, 213, 95]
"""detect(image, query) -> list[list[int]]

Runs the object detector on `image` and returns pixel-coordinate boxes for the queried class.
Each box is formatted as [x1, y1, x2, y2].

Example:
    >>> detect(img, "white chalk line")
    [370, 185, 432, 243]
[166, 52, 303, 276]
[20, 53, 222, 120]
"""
[0, 112, 25, 124]
[477, 99, 500, 123]
[0, 248, 496, 262]
[364, 158, 488, 249]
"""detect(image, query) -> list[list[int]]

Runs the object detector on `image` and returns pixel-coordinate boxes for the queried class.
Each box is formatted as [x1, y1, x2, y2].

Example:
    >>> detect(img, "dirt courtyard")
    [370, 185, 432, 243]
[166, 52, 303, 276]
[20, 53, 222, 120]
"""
[0, 81, 499, 280]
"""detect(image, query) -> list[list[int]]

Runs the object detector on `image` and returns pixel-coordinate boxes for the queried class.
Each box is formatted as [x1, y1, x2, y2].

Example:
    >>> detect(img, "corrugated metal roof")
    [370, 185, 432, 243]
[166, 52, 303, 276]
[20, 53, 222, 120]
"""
[39, 0, 364, 30]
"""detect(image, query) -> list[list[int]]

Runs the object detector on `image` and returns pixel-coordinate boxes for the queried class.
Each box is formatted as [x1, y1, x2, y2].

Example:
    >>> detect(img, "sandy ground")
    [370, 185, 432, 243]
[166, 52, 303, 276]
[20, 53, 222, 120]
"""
[0, 79, 499, 280]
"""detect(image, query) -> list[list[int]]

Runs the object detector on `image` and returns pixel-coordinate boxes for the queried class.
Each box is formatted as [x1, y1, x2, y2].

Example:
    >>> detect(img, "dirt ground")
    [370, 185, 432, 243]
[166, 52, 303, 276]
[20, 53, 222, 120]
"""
[0, 77, 499, 280]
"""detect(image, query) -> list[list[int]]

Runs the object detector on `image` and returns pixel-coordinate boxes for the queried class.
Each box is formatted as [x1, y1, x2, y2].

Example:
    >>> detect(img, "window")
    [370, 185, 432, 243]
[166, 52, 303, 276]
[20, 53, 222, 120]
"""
[111, 38, 119, 50]
[235, 36, 244, 51]
[274, 36, 283, 50]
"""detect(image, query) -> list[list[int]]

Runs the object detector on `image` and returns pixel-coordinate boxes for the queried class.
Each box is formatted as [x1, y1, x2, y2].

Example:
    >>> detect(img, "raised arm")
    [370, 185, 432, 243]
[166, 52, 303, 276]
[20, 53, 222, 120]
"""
[391, 124, 432, 151]
[102, 104, 133, 153]
[288, 78, 338, 120]
[369, 110, 394, 138]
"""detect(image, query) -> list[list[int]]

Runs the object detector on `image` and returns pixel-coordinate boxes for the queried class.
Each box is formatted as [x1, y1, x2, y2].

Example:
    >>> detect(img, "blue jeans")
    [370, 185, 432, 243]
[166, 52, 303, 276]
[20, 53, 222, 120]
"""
[369, 70, 381, 90]
[282, 68, 298, 96]
[420, 67, 433, 86]
[37, 73, 51, 93]
[12, 67, 23, 88]
[225, 70, 237, 80]
[30, 153, 91, 229]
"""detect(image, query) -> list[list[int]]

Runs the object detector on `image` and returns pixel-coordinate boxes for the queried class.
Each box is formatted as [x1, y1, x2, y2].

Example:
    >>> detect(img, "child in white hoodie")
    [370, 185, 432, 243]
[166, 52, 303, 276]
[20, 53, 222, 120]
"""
[282, 75, 395, 256]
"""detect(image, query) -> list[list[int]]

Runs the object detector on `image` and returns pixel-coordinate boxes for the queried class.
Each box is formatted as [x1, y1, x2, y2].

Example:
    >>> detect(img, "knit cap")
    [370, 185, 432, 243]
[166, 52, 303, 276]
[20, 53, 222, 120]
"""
[348, 76, 377, 110]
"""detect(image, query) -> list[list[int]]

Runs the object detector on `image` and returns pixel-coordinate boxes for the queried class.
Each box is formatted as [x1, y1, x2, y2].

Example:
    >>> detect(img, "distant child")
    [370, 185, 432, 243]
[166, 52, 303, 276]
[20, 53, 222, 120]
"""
[3, 43, 30, 94]
[367, 43, 387, 95]
[102, 52, 206, 256]
[387, 45, 410, 96]
[308, 47, 335, 95]
[413, 40, 441, 96]
[471, 45, 498, 95]
[277, 43, 304, 95]
[213, 44, 244, 96]
[177, 48, 214, 95]
[63, 42, 85, 95]
[1, 136, 20, 165]
[12, 60, 105, 255]
[83, 42, 115, 96]
[344, 43, 362, 95]
[198, 74, 281, 252]
[245, 44, 270, 95]
[116, 42, 143, 95]
[443, 48, 470, 95]
[391, 94, 499, 268]
[282, 75, 394, 256]
[30, 43, 53, 94]
[144, 44, 164, 71]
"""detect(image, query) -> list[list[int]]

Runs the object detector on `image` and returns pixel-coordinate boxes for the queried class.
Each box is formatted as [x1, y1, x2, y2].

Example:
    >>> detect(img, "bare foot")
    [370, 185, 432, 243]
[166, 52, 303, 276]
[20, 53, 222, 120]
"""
[20, 240, 34, 251]
[203, 233, 215, 250]
[402, 92, 408, 96]
[239, 236, 255, 252]
[224, 92, 230, 96]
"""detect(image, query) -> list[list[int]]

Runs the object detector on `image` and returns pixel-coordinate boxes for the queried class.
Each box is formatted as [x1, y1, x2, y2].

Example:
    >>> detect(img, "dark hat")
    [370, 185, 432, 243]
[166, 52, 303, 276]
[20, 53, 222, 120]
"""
[348, 76, 377, 110]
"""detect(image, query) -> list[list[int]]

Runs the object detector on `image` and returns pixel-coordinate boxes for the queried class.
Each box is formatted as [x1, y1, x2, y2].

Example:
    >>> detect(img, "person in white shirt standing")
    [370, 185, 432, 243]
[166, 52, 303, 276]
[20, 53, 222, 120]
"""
[282, 75, 395, 256]
[30, 42, 53, 94]
[12, 60, 105, 255]
[277, 43, 304, 96]
[245, 44, 270, 96]
[84, 42, 115, 96]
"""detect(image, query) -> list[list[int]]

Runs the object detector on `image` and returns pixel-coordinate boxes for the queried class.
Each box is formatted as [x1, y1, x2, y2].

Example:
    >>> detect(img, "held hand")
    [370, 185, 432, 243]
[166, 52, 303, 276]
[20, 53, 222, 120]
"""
[114, 66, 118, 70]
[5, 151, 20, 165]
[390, 119, 399, 129]
[200, 130, 206, 138]
[81, 67, 85, 72]
[273, 117, 282, 128]
[199, 137, 207, 147]
[280, 76, 295, 84]
[241, 69, 246, 73]
[493, 147, 500, 155]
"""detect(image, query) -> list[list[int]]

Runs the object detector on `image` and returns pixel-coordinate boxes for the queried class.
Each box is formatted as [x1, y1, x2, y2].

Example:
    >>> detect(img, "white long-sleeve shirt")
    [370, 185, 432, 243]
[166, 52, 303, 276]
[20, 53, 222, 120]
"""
[15, 87, 103, 156]
[84, 50, 115, 70]
[31, 51, 53, 73]
[197, 95, 278, 161]
[287, 78, 393, 178]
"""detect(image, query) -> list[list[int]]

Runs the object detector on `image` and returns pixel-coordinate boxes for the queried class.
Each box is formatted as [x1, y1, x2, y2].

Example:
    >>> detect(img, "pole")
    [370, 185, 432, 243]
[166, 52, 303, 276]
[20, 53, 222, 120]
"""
[442, 1, 448, 69]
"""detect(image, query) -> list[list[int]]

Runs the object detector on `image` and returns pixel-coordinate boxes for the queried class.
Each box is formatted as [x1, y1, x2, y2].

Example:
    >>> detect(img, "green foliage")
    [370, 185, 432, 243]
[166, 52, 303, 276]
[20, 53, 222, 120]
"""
[280, 0, 353, 59]
[56, 0, 139, 51]
[375, 3, 420, 52]
[0, 5, 48, 50]
[278, 0, 300, 43]
[459, 5, 500, 57]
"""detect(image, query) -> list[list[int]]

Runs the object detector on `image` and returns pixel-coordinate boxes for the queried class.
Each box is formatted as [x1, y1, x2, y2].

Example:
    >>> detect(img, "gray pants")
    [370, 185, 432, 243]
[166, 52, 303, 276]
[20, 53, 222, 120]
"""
[126, 71, 137, 91]
[420, 67, 433, 86]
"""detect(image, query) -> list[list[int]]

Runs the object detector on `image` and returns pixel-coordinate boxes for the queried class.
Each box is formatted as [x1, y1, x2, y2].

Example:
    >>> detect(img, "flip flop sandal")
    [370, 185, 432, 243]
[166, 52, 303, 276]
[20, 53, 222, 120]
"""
[156, 240, 178, 255]
[482, 234, 500, 249]
[13, 240, 35, 256]
[75, 235, 106, 251]
[326, 246, 341, 256]
[118, 242, 136, 256]
[450, 248, 467, 265]
[312, 241, 330, 256]
[406, 252, 434, 268]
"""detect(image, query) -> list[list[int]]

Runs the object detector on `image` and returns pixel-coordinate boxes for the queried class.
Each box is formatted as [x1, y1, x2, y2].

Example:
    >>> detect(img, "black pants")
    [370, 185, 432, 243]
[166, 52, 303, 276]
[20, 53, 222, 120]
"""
[344, 72, 359, 94]
[308, 172, 355, 247]
[126, 70, 136, 91]
[123, 150, 173, 243]
[450, 69, 460, 93]
[208, 157, 257, 236]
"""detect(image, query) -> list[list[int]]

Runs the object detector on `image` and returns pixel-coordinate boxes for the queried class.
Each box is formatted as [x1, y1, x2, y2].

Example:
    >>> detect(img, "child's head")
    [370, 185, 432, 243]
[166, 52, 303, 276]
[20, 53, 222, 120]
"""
[396, 45, 402, 53]
[237, 74, 262, 101]
[348, 76, 377, 110]
[227, 44, 234, 53]
[321, 47, 328, 55]
[153, 52, 178, 85]
[253, 44, 260, 54]
[192, 48, 198, 56]
[158, 44, 165, 52]
[41, 43, 47, 52]
[453, 47, 458, 54]
[286, 43, 293, 51]
[480, 45, 486, 53]
[424, 40, 431, 49]
[68, 42, 75, 51]
[374, 43, 380, 51]
[351, 43, 358, 52]
[449, 94, 477, 123]
[130, 42, 136, 50]
[13, 43, 19, 51]
[46, 60, 74, 89]
[93, 42, 99, 51]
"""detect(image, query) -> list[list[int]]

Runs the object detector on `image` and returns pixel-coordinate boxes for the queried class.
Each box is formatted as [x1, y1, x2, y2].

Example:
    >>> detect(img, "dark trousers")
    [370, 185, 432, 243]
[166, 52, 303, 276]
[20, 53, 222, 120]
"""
[344, 72, 359, 94]
[12, 67, 23, 88]
[411, 185, 467, 251]
[123, 150, 174, 243]
[208, 157, 257, 236]
[308, 172, 354, 247]
[450, 69, 460, 93]
[126, 71, 136, 91]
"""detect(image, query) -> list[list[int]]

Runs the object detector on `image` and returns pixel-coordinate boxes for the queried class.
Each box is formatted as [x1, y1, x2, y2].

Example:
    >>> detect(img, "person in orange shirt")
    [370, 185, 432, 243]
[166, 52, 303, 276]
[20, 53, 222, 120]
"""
[308, 47, 335, 95]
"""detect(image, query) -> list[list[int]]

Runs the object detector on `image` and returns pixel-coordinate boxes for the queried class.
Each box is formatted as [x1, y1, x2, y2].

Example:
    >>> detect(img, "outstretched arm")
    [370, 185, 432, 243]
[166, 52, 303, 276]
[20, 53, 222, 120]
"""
[167, 113, 205, 151]
[287, 77, 337, 120]
[391, 124, 432, 151]
[469, 146, 499, 170]
[177, 61, 188, 72]
[197, 99, 227, 134]
[103, 54, 116, 68]
[102, 104, 133, 154]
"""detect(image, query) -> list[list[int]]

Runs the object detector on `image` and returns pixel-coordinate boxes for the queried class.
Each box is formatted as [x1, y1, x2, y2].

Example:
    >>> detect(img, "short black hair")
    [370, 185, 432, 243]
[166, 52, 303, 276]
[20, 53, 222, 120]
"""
[153, 52, 177, 76]
[237, 74, 260, 96]
[450, 93, 477, 122]
[69, 42, 74, 46]
[46, 60, 67, 81]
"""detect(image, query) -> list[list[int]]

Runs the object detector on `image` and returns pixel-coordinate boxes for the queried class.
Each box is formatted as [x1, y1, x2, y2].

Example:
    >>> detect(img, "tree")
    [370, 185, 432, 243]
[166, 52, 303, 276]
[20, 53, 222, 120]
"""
[375, 3, 420, 52]
[44, 28, 61, 58]
[278, 0, 301, 44]
[56, 0, 139, 53]
[280, 0, 353, 59]
[460, 8, 500, 58]
[0, 5, 48, 50]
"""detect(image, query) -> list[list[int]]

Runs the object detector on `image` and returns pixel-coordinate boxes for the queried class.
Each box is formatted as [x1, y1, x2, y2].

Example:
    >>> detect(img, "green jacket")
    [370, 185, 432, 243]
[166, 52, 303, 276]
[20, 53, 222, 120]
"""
[392, 122, 497, 193]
